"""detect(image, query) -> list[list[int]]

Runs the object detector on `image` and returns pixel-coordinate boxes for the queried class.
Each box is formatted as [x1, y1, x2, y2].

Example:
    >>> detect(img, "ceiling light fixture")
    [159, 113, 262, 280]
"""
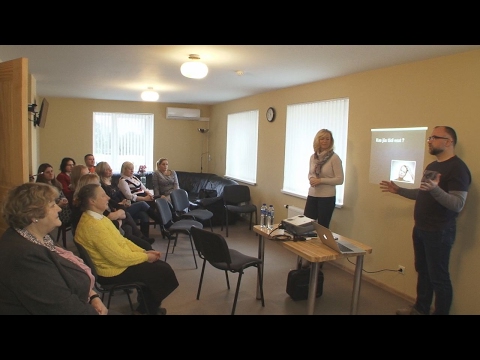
[181, 54, 208, 79]
[141, 87, 159, 101]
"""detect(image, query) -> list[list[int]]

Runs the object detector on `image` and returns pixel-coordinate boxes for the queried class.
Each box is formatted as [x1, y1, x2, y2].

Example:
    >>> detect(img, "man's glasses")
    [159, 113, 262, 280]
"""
[427, 135, 450, 142]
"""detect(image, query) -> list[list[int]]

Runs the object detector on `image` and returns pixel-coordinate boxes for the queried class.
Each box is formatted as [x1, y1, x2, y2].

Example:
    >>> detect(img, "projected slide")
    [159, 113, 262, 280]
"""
[369, 127, 427, 188]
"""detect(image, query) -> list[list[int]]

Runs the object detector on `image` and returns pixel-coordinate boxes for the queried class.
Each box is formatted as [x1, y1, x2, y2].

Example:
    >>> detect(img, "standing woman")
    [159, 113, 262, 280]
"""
[304, 129, 344, 228]
[56, 157, 76, 205]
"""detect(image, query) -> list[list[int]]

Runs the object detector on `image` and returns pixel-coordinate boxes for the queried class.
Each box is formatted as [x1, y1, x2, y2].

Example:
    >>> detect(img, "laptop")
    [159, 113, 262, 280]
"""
[312, 222, 366, 255]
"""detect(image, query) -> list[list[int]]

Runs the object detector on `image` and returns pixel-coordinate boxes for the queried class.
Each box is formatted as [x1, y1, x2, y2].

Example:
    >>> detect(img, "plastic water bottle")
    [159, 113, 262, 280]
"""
[267, 204, 274, 230]
[140, 175, 147, 186]
[260, 203, 267, 228]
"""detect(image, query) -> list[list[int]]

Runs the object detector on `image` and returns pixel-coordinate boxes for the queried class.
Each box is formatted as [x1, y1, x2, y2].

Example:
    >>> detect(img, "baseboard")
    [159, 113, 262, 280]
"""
[330, 262, 415, 304]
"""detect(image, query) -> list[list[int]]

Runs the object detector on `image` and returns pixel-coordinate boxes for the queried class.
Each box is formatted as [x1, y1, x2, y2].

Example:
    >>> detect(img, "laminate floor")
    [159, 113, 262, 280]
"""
[60, 219, 413, 315]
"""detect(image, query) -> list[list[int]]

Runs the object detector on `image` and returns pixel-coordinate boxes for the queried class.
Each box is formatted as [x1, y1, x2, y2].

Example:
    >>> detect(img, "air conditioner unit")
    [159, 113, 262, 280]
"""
[166, 107, 201, 120]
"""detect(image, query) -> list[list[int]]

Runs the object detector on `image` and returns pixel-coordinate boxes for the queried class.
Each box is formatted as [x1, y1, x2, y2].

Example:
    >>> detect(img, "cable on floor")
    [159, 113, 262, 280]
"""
[345, 257, 402, 274]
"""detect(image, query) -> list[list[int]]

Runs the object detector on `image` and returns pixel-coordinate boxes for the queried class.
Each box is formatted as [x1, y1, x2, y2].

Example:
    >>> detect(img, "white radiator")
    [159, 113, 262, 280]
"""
[285, 205, 304, 218]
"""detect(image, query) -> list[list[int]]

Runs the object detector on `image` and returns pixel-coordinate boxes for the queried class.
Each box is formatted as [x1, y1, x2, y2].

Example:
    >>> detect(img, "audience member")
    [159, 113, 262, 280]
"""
[35, 163, 72, 229]
[56, 157, 76, 205]
[118, 161, 168, 238]
[75, 183, 179, 315]
[84, 153, 96, 173]
[71, 173, 154, 250]
[153, 158, 179, 203]
[0, 182, 108, 315]
[380, 126, 471, 315]
[70, 164, 89, 201]
[118, 161, 154, 203]
[96, 161, 157, 239]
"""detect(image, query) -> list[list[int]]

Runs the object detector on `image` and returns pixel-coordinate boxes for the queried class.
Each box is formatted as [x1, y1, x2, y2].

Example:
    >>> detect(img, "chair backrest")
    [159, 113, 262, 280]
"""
[155, 197, 173, 224]
[191, 226, 232, 265]
[170, 189, 190, 213]
[223, 185, 251, 205]
[73, 238, 99, 281]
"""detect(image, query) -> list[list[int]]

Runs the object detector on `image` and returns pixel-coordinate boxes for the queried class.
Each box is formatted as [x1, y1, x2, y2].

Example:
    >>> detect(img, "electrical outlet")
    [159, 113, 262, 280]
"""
[398, 265, 405, 275]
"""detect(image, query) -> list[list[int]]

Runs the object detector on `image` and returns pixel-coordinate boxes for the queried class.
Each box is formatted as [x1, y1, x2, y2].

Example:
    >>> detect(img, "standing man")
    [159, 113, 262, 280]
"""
[380, 126, 471, 315]
[84, 154, 96, 173]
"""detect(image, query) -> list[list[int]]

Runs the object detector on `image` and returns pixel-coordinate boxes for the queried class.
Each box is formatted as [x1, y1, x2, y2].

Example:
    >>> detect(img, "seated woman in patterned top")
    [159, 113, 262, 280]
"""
[116, 161, 166, 238]
[0, 182, 108, 315]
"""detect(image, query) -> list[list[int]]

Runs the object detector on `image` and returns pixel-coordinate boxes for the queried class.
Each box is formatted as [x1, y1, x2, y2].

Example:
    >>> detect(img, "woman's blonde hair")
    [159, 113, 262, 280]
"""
[121, 161, 134, 175]
[313, 129, 334, 154]
[2, 182, 59, 229]
[95, 161, 111, 182]
[73, 173, 100, 205]
[156, 158, 168, 170]
[70, 164, 89, 191]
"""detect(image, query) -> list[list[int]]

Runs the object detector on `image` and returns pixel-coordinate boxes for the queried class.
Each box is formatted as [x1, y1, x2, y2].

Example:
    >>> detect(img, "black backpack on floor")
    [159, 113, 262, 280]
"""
[286, 268, 324, 301]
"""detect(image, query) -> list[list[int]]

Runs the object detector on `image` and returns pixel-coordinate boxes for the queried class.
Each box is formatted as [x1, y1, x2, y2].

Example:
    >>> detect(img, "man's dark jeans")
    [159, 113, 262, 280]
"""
[412, 225, 456, 315]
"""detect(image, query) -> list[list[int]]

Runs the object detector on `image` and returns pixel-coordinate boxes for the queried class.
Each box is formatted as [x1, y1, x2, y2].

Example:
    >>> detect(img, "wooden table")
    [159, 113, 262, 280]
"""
[253, 224, 372, 315]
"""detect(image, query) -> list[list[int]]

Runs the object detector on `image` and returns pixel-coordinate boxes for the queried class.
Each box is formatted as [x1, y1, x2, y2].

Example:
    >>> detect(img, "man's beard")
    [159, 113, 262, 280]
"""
[429, 147, 443, 156]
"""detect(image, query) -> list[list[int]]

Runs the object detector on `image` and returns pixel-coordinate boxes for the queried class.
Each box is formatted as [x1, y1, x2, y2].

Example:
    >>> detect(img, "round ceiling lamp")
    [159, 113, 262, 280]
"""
[181, 54, 208, 79]
[141, 87, 159, 101]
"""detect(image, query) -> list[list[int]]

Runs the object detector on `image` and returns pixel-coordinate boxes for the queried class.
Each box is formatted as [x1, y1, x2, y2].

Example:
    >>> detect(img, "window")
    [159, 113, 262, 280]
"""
[93, 112, 154, 173]
[282, 98, 349, 207]
[225, 110, 259, 184]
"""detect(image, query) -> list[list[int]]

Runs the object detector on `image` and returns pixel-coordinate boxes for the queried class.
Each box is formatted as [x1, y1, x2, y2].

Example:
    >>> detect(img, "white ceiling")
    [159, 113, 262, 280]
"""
[1, 45, 479, 105]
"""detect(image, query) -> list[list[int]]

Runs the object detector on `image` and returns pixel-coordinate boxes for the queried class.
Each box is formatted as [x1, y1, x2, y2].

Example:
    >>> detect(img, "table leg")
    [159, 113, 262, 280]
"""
[307, 262, 320, 315]
[350, 254, 364, 315]
[256, 234, 265, 300]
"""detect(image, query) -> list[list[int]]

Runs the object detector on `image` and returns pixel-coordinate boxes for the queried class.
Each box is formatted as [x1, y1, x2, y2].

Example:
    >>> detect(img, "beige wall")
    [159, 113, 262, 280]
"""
[37, 100, 211, 173]
[38, 49, 480, 314]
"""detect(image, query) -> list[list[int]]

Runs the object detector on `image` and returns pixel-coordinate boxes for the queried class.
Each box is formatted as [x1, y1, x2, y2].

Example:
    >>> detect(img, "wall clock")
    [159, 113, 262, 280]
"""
[266, 107, 276, 122]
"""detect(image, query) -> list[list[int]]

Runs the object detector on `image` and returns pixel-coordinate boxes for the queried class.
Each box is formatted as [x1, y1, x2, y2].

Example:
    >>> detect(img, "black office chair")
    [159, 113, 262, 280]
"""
[56, 222, 72, 248]
[170, 189, 214, 231]
[221, 184, 257, 237]
[190, 226, 265, 315]
[155, 197, 203, 269]
[73, 238, 150, 314]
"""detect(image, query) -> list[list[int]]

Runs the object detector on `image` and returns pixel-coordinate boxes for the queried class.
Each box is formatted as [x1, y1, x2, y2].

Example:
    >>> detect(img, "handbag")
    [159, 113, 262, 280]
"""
[198, 181, 217, 199]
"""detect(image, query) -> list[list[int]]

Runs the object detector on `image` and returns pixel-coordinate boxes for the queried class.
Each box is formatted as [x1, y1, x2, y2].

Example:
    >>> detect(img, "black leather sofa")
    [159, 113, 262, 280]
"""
[111, 171, 238, 225]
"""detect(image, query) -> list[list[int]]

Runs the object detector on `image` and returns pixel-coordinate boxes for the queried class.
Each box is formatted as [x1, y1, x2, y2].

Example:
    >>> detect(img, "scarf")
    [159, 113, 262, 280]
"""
[313, 149, 334, 178]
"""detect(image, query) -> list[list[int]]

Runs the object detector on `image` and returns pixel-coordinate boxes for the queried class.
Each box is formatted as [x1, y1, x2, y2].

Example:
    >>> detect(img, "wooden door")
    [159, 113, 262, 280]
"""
[0, 57, 29, 234]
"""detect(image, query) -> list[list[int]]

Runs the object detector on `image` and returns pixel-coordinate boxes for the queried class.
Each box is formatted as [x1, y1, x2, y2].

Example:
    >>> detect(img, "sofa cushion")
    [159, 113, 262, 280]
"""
[176, 171, 237, 200]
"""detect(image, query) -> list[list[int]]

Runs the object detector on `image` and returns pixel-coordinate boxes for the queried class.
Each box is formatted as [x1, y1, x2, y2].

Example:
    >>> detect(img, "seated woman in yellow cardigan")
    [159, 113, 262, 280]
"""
[74, 183, 179, 315]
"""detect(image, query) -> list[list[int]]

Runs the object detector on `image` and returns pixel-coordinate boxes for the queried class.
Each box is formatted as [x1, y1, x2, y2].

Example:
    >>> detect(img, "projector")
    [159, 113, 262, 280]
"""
[280, 215, 315, 236]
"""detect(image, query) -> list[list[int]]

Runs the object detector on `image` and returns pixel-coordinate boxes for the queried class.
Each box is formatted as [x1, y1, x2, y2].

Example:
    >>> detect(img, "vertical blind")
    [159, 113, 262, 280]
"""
[282, 98, 349, 206]
[225, 110, 259, 184]
[93, 112, 154, 173]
